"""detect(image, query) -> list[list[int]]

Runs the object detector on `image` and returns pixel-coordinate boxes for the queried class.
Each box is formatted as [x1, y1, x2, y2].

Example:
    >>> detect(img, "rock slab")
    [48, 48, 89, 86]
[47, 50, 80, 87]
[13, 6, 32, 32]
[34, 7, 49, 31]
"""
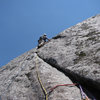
[38, 15, 100, 98]
[0, 15, 100, 100]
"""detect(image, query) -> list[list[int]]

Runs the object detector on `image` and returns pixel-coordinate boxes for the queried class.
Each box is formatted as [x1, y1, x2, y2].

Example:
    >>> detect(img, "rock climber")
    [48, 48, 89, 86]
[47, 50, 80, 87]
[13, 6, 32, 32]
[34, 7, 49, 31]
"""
[42, 33, 49, 42]
[38, 33, 49, 48]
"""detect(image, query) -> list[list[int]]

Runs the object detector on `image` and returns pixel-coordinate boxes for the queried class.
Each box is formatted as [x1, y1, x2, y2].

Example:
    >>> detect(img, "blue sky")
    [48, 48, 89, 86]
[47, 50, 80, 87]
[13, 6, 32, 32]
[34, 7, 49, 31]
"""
[0, 0, 100, 67]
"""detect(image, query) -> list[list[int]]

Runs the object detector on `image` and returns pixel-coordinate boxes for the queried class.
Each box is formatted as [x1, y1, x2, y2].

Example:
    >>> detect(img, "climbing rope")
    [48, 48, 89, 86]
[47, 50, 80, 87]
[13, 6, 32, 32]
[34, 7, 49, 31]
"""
[49, 83, 90, 100]
[35, 54, 48, 100]
[35, 52, 90, 100]
[49, 83, 77, 92]
[79, 85, 90, 100]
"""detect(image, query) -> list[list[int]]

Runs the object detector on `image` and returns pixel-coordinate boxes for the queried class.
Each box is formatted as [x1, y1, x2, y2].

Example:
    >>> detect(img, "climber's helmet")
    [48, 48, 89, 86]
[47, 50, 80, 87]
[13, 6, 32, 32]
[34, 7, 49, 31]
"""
[44, 33, 47, 36]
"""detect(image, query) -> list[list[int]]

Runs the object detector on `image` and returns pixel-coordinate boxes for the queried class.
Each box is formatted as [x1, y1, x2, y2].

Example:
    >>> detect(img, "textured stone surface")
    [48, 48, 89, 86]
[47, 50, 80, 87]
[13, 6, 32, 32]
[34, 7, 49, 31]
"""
[0, 49, 81, 100]
[0, 15, 100, 100]
[37, 15, 100, 97]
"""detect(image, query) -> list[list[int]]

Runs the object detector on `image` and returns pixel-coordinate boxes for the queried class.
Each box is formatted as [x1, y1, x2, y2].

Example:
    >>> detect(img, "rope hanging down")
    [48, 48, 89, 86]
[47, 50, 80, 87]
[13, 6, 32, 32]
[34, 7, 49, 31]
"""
[35, 55, 48, 100]
[79, 85, 90, 100]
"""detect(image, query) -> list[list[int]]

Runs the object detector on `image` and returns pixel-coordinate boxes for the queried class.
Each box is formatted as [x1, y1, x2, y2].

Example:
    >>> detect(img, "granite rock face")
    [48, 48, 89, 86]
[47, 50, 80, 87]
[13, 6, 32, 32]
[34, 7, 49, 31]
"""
[0, 15, 100, 100]
[0, 49, 81, 100]
[37, 15, 100, 98]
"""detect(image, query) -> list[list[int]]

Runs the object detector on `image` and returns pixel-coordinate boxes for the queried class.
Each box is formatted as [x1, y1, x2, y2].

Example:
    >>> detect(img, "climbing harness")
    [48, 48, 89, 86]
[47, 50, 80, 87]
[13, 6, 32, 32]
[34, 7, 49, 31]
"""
[38, 39, 45, 48]
[37, 39, 50, 49]
[35, 55, 48, 100]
